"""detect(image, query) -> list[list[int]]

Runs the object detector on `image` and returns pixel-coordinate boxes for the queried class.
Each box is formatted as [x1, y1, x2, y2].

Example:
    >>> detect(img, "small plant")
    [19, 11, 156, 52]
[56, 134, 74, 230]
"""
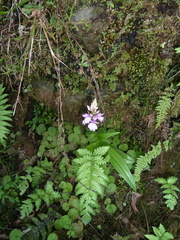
[20, 181, 61, 218]
[25, 101, 57, 134]
[82, 99, 136, 191]
[145, 223, 174, 240]
[0, 175, 20, 206]
[155, 176, 179, 210]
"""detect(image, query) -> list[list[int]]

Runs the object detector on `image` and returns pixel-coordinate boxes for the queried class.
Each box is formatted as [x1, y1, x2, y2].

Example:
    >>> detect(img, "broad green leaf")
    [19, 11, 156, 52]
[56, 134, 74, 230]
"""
[117, 149, 135, 167]
[87, 132, 120, 151]
[108, 147, 136, 191]
[88, 132, 119, 143]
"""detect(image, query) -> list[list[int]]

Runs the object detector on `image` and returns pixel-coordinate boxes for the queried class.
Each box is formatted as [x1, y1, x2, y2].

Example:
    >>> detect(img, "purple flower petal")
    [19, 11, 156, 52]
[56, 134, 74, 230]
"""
[88, 122, 98, 131]
[82, 117, 91, 125]
[82, 113, 92, 118]
[93, 113, 104, 122]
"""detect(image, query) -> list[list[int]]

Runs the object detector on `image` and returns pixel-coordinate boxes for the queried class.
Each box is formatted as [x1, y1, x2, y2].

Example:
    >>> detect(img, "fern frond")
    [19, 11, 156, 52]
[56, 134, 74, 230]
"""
[73, 146, 109, 224]
[77, 148, 92, 156]
[0, 84, 12, 142]
[20, 199, 34, 219]
[155, 91, 174, 129]
[155, 176, 179, 210]
[44, 181, 61, 203]
[93, 146, 109, 156]
[45, 181, 54, 194]
[26, 166, 46, 187]
[30, 193, 42, 211]
[134, 141, 169, 182]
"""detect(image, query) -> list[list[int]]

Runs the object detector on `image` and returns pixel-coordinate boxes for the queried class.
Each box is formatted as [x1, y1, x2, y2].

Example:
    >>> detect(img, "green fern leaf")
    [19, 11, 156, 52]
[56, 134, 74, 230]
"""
[42, 194, 50, 205]
[134, 141, 164, 182]
[77, 148, 92, 156]
[27, 166, 46, 187]
[167, 176, 178, 185]
[155, 177, 166, 184]
[30, 193, 42, 211]
[20, 199, 33, 219]
[165, 198, 177, 210]
[74, 147, 109, 224]
[0, 84, 12, 142]
[155, 176, 179, 210]
[156, 91, 174, 129]
[51, 191, 61, 201]
[45, 181, 54, 194]
[93, 146, 109, 156]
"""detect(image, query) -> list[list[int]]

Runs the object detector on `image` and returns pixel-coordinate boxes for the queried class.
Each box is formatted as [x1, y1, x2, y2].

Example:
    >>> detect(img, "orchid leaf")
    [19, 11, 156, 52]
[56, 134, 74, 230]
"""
[88, 132, 120, 143]
[108, 147, 136, 191]
[87, 132, 120, 151]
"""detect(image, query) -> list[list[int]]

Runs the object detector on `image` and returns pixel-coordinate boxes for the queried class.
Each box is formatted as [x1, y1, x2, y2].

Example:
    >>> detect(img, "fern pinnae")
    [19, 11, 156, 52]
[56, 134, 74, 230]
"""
[93, 146, 109, 156]
[73, 146, 109, 224]
[134, 141, 169, 182]
[155, 90, 174, 129]
[0, 84, 12, 142]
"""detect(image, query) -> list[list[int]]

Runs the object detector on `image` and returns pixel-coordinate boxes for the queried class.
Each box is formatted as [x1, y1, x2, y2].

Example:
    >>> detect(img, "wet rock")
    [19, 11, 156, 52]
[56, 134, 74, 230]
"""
[70, 5, 108, 53]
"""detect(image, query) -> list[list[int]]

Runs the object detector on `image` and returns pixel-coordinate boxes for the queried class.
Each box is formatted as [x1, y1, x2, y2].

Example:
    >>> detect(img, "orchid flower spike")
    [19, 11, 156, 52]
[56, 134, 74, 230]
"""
[82, 98, 104, 131]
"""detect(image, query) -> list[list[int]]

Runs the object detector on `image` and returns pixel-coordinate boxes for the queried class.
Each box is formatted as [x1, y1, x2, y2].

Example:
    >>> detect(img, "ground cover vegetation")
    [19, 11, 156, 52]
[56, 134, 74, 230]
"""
[0, 0, 180, 239]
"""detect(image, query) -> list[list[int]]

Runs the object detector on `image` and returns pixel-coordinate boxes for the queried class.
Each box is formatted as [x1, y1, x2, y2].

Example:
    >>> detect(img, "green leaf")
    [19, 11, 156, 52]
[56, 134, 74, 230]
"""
[155, 178, 166, 184]
[164, 232, 174, 239]
[54, 215, 72, 230]
[47, 233, 58, 240]
[82, 212, 91, 225]
[175, 47, 180, 53]
[119, 143, 128, 151]
[106, 204, 117, 214]
[93, 146, 109, 156]
[96, 132, 120, 142]
[167, 176, 177, 185]
[87, 132, 120, 147]
[37, 123, 46, 135]
[48, 127, 57, 136]
[68, 133, 80, 143]
[106, 183, 116, 194]
[144, 234, 158, 240]
[0, 84, 12, 142]
[9, 229, 22, 240]
[108, 147, 136, 191]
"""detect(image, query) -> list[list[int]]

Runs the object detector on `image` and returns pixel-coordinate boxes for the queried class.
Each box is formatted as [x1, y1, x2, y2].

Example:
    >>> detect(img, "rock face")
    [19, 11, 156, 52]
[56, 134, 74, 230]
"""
[70, 5, 108, 53]
[27, 80, 87, 123]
